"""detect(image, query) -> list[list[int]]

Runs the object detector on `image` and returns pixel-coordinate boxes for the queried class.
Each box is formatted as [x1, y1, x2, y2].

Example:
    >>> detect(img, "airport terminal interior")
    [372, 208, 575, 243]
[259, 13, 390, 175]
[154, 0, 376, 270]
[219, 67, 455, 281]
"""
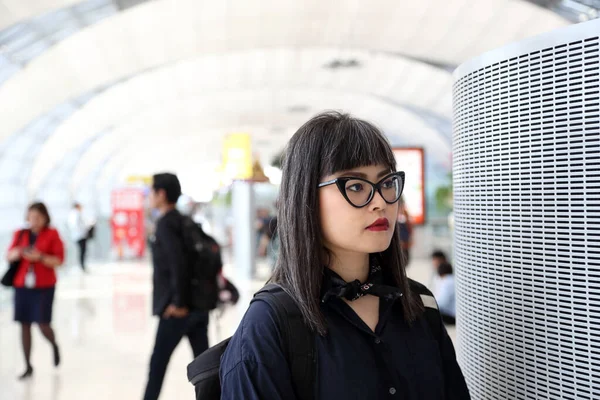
[0, 1, 599, 400]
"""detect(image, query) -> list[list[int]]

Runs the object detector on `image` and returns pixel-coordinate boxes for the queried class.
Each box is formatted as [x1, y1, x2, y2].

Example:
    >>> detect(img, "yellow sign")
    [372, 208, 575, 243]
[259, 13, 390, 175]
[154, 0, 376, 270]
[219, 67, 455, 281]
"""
[125, 175, 152, 186]
[222, 133, 253, 180]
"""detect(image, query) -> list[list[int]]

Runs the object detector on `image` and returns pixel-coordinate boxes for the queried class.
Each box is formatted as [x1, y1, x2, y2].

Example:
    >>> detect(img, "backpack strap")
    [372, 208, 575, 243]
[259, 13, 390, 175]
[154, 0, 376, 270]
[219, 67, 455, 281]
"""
[408, 279, 444, 343]
[251, 284, 316, 400]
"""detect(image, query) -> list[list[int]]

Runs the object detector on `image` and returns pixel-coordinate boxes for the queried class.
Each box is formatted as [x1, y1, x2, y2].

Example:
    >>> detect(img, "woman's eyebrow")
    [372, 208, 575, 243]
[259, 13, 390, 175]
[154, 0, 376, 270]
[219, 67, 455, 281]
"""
[377, 169, 391, 178]
[336, 171, 367, 178]
[336, 169, 390, 179]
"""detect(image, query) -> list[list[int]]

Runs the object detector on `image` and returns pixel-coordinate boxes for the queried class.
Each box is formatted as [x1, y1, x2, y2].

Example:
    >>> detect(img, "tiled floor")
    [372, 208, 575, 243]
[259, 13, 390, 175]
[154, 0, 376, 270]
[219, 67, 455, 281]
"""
[0, 259, 444, 400]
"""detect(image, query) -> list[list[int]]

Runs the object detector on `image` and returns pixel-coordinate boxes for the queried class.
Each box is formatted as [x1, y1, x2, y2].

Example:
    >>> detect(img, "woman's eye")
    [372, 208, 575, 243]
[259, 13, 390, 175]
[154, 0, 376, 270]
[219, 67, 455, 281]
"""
[347, 183, 364, 192]
[382, 179, 396, 189]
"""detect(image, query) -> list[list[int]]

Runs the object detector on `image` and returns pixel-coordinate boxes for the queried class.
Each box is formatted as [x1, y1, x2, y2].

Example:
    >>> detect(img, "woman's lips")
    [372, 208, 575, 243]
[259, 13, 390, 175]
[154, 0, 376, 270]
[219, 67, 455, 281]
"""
[366, 218, 390, 231]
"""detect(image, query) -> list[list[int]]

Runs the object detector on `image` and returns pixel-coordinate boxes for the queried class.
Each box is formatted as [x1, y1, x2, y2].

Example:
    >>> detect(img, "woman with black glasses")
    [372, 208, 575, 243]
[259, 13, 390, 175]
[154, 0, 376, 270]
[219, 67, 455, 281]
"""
[219, 112, 470, 399]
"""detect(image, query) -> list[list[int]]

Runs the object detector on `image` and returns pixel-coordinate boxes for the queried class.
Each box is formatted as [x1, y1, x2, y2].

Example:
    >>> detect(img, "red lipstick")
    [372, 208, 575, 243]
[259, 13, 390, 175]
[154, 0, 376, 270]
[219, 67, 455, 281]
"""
[366, 218, 390, 231]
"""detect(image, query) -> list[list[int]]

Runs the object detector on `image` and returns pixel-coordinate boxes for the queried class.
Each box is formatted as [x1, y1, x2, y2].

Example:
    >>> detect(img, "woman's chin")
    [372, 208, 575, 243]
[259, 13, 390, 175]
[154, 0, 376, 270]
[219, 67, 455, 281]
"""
[356, 241, 392, 254]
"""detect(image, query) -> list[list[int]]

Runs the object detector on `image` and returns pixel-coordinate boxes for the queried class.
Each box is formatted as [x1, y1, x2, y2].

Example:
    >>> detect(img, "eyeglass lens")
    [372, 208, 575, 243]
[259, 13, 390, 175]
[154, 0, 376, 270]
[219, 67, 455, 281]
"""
[343, 175, 402, 207]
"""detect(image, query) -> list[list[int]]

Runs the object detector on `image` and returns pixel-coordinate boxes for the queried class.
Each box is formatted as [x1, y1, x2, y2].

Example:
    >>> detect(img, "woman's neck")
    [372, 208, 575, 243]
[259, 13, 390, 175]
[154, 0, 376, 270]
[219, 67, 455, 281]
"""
[327, 251, 370, 283]
[31, 227, 42, 234]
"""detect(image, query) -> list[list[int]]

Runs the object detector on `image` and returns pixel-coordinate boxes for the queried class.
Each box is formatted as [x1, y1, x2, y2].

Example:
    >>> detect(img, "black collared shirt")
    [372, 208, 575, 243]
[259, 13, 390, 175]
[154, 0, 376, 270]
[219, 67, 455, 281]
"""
[220, 274, 470, 399]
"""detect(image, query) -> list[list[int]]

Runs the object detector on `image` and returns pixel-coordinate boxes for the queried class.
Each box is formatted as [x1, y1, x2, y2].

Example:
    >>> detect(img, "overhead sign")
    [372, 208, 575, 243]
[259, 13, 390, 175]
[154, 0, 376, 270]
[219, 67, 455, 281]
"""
[125, 175, 152, 186]
[393, 148, 425, 225]
[222, 133, 253, 180]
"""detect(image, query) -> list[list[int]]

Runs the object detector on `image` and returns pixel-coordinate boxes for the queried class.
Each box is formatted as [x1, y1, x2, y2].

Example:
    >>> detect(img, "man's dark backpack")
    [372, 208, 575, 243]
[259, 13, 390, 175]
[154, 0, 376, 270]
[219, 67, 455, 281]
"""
[187, 280, 448, 400]
[181, 216, 223, 311]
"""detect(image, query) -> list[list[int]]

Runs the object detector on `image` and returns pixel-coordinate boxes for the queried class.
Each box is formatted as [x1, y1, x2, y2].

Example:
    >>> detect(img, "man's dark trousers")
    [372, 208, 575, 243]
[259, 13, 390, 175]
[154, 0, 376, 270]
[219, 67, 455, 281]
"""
[143, 310, 209, 400]
[77, 238, 87, 271]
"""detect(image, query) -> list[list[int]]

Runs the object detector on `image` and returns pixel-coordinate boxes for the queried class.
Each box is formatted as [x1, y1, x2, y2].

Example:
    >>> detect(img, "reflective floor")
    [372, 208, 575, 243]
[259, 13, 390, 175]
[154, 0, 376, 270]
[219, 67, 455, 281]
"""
[0, 259, 441, 400]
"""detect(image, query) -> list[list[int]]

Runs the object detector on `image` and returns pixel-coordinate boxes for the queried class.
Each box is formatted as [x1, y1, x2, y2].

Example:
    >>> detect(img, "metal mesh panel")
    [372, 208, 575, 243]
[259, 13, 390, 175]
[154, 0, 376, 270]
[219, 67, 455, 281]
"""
[453, 20, 600, 400]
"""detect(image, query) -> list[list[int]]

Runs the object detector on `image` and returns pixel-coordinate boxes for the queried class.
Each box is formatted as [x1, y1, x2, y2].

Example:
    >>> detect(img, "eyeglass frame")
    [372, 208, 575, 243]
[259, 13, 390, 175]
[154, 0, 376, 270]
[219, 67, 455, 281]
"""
[317, 171, 406, 208]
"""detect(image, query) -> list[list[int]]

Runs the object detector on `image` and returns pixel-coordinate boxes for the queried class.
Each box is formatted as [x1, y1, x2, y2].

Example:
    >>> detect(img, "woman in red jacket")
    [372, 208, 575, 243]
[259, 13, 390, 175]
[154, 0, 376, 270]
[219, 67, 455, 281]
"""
[6, 202, 65, 379]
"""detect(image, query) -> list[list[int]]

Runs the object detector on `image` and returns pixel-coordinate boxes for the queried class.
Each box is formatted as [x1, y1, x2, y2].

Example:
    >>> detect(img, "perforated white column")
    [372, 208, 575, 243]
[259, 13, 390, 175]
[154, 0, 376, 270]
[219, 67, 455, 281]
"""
[453, 19, 600, 400]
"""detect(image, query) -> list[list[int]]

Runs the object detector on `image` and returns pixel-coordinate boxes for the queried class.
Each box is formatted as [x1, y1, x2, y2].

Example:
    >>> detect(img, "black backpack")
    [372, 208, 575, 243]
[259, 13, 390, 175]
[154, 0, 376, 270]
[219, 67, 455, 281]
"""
[187, 284, 315, 400]
[187, 279, 447, 400]
[181, 216, 223, 311]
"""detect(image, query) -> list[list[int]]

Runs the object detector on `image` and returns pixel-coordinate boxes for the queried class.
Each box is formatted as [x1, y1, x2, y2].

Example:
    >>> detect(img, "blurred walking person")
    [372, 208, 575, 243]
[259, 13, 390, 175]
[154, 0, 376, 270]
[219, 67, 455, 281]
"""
[68, 203, 90, 272]
[143, 173, 211, 400]
[257, 215, 279, 270]
[397, 197, 413, 266]
[5, 202, 65, 379]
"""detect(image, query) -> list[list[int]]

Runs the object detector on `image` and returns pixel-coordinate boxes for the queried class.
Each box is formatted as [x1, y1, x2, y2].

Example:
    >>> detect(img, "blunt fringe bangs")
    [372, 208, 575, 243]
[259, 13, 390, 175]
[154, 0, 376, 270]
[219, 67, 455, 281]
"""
[320, 116, 397, 178]
[271, 111, 423, 336]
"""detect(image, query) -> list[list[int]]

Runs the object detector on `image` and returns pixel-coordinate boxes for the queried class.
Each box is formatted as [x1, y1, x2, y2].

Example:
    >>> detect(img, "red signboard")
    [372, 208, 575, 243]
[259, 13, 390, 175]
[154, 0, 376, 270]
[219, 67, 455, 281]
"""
[393, 148, 426, 225]
[111, 188, 145, 259]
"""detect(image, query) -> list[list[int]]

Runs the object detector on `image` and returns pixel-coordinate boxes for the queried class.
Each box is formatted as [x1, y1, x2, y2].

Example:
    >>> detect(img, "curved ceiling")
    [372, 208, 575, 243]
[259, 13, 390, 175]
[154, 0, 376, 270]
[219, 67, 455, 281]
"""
[0, 0, 568, 143]
[26, 47, 455, 193]
[0, 0, 121, 88]
[0, 0, 80, 31]
[56, 88, 451, 195]
[0, 0, 571, 205]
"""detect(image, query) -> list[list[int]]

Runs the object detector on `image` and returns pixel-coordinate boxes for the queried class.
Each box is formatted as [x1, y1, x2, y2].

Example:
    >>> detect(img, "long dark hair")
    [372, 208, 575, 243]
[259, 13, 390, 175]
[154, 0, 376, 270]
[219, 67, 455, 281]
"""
[271, 111, 423, 336]
[28, 202, 51, 227]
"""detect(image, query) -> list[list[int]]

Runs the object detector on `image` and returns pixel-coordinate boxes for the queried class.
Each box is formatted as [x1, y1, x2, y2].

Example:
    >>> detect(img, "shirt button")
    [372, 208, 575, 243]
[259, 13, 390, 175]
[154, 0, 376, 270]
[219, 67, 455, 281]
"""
[389, 387, 397, 395]
[375, 338, 381, 344]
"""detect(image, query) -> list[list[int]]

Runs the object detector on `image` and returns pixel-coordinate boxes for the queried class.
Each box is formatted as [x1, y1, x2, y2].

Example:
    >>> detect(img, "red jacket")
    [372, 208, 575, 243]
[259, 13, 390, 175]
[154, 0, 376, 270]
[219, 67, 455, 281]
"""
[8, 227, 65, 288]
